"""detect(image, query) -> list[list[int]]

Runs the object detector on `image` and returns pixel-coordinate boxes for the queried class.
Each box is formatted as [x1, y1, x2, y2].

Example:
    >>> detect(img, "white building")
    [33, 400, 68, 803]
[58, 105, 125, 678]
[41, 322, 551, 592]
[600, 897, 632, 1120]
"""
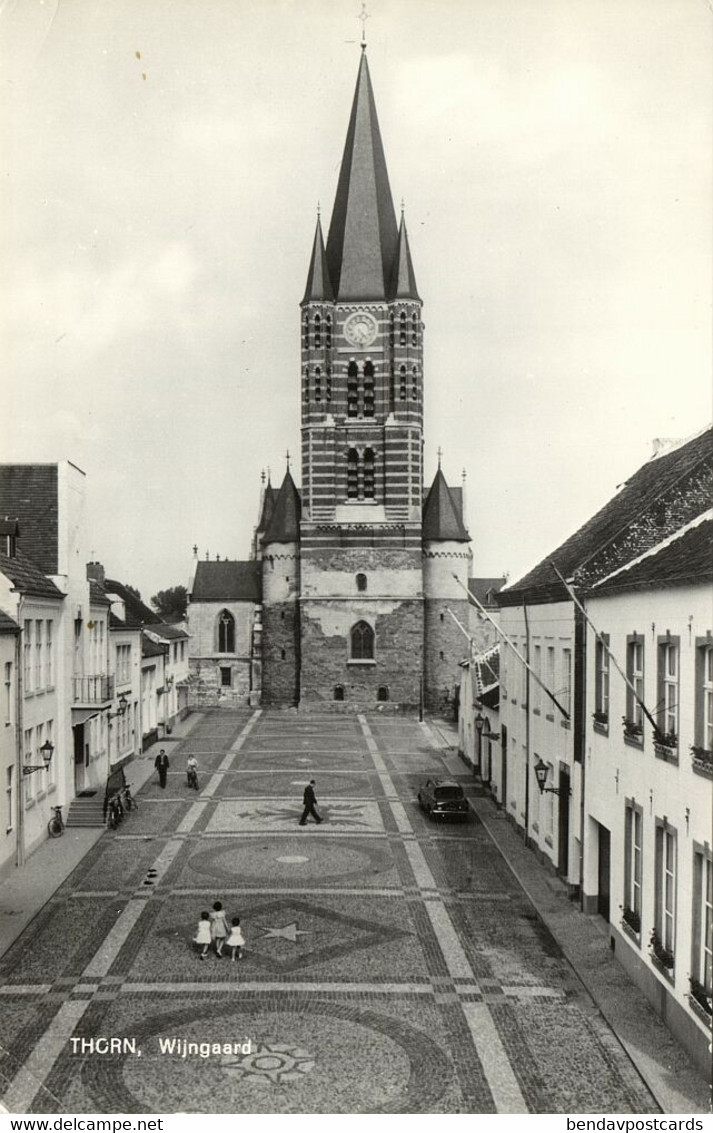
[0, 603, 20, 881]
[583, 512, 712, 1073]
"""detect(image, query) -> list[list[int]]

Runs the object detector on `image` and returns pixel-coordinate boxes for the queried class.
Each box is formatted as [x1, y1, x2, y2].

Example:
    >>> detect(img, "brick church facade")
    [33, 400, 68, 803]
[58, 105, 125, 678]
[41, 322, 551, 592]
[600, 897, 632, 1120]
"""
[187, 48, 472, 713]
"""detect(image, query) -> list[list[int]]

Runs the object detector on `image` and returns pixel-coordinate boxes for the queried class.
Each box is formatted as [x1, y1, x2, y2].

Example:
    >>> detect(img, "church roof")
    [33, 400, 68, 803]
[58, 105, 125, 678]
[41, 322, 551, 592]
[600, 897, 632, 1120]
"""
[190, 561, 261, 603]
[391, 214, 420, 300]
[325, 52, 400, 302]
[302, 215, 334, 303]
[422, 469, 470, 543]
[262, 470, 301, 545]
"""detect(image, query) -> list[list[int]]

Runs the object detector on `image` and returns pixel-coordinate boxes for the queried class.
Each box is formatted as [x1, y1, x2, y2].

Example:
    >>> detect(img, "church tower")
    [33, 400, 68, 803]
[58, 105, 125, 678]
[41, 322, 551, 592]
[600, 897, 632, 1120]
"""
[299, 48, 425, 709]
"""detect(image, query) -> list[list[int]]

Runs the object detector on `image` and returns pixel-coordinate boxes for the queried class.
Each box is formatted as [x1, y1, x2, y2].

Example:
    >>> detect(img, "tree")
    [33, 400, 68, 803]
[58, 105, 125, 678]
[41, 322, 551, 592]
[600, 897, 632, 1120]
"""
[125, 584, 142, 600]
[151, 585, 187, 622]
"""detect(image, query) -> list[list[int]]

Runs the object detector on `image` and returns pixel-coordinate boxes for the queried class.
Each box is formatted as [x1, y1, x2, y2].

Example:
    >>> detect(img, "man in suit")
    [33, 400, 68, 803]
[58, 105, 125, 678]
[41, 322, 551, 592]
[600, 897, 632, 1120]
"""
[154, 749, 170, 789]
[299, 779, 322, 825]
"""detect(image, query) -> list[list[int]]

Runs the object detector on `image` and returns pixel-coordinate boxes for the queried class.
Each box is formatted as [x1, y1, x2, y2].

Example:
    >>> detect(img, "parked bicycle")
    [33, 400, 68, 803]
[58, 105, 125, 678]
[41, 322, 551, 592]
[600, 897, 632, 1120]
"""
[120, 783, 137, 812]
[48, 805, 65, 838]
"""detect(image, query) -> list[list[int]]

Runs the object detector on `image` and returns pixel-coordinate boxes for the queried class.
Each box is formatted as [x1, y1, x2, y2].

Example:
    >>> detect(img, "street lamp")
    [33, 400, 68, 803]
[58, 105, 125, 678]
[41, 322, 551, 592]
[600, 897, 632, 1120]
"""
[23, 739, 54, 776]
[533, 755, 571, 796]
[108, 694, 129, 720]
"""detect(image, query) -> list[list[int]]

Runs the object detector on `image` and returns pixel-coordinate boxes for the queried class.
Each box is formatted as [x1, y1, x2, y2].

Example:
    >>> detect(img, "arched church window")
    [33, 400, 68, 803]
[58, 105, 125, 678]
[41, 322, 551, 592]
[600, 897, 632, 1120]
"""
[412, 366, 418, 400]
[347, 449, 359, 499]
[356, 573, 367, 592]
[363, 361, 375, 417]
[326, 316, 332, 349]
[315, 366, 322, 402]
[363, 448, 375, 499]
[217, 610, 235, 653]
[314, 314, 321, 349]
[399, 365, 407, 400]
[351, 620, 374, 661]
[412, 313, 418, 346]
[326, 368, 332, 402]
[347, 361, 359, 418]
[399, 311, 407, 346]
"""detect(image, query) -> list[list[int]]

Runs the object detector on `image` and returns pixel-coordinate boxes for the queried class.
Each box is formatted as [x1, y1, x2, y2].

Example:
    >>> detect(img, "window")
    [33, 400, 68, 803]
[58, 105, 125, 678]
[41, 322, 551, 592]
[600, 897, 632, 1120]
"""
[181, 641, 185, 661]
[23, 727, 34, 804]
[363, 362, 375, 417]
[303, 368, 309, 401]
[624, 802, 643, 928]
[6, 766, 13, 832]
[303, 318, 309, 350]
[594, 634, 609, 722]
[326, 368, 332, 402]
[280, 649, 286, 660]
[45, 620, 53, 687]
[314, 366, 321, 402]
[546, 646, 555, 714]
[411, 366, 418, 400]
[389, 312, 394, 348]
[23, 620, 32, 692]
[363, 448, 375, 499]
[116, 644, 131, 686]
[350, 621, 374, 661]
[325, 316, 332, 349]
[562, 648, 572, 718]
[533, 644, 542, 712]
[4, 661, 12, 725]
[695, 642, 713, 752]
[347, 449, 359, 499]
[655, 821, 676, 960]
[217, 611, 235, 653]
[347, 362, 359, 417]
[626, 636, 645, 732]
[543, 762, 554, 840]
[333, 685, 344, 702]
[411, 313, 418, 346]
[220, 667, 232, 687]
[356, 573, 367, 592]
[314, 314, 321, 349]
[657, 639, 679, 741]
[693, 849, 712, 997]
[399, 311, 406, 346]
[35, 620, 43, 690]
[377, 686, 389, 702]
[399, 365, 406, 400]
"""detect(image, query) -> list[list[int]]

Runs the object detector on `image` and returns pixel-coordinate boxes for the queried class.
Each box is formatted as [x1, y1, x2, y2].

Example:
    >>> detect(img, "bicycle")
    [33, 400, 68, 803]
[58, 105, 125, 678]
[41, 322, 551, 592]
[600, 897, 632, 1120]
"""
[187, 766, 199, 791]
[48, 805, 65, 838]
[120, 783, 137, 812]
[106, 795, 123, 829]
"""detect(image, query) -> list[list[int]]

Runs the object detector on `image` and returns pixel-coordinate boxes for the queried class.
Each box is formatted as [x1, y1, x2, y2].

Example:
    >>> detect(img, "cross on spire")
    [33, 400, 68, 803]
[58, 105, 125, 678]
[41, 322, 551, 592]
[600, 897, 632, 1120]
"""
[437, 446, 443, 469]
[285, 449, 291, 470]
[357, 1, 369, 49]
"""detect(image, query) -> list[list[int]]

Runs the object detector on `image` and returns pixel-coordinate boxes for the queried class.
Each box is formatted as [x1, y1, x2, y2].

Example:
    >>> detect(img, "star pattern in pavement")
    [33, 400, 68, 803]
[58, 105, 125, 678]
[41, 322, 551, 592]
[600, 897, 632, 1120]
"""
[262, 922, 311, 943]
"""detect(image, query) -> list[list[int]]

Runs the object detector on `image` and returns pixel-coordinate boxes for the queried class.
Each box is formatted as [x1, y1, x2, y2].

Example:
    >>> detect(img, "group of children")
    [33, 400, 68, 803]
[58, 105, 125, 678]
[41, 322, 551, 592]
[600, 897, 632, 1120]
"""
[194, 901, 245, 961]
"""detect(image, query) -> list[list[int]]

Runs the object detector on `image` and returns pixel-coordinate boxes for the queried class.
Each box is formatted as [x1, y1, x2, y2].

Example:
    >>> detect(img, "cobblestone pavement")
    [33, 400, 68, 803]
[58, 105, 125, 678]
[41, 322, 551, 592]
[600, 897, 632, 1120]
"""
[0, 710, 666, 1114]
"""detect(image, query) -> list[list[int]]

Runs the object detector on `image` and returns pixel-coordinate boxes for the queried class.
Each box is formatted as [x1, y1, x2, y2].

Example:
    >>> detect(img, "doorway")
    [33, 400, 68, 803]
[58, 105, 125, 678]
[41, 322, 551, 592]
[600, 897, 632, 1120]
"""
[557, 765, 570, 876]
[597, 824, 611, 921]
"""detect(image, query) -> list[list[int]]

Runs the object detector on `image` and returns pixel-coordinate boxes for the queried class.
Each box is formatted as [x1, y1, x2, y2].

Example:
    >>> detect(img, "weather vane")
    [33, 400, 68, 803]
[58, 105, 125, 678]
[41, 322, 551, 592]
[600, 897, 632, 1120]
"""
[358, 2, 370, 49]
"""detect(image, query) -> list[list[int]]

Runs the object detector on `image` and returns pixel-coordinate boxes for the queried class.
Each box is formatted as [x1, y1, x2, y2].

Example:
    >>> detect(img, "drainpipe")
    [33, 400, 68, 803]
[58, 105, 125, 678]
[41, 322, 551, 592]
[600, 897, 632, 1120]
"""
[523, 603, 531, 850]
[15, 603, 25, 869]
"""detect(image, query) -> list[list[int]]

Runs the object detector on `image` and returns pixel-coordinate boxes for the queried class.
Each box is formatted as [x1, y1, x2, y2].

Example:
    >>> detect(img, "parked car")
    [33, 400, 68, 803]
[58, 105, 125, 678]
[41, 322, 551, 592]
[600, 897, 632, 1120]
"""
[417, 778, 470, 821]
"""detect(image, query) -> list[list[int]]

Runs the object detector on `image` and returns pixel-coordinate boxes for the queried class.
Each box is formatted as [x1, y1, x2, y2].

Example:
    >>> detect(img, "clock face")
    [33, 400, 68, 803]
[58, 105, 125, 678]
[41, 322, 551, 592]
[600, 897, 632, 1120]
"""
[343, 312, 378, 347]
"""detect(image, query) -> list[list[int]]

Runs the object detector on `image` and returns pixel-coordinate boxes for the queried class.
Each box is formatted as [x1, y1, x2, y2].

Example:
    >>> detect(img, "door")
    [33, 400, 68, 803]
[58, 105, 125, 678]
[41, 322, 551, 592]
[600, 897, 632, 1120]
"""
[73, 724, 85, 793]
[557, 765, 570, 877]
[598, 824, 611, 921]
[500, 725, 507, 809]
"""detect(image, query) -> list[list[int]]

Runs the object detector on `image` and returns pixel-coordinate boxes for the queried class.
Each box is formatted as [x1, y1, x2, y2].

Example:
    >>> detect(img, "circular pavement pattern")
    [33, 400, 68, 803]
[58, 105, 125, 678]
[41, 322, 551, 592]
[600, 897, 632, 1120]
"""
[187, 838, 392, 885]
[82, 1000, 452, 1113]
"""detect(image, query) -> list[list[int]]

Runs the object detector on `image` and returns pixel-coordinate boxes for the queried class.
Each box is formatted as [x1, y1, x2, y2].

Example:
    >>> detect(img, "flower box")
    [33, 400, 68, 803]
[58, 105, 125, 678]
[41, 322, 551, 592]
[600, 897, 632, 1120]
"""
[622, 718, 643, 742]
[649, 931, 674, 974]
[691, 746, 713, 778]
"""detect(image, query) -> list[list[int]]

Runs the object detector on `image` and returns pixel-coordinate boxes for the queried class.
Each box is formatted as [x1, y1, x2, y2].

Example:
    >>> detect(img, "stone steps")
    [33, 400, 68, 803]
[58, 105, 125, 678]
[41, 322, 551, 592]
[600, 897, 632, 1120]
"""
[66, 795, 105, 828]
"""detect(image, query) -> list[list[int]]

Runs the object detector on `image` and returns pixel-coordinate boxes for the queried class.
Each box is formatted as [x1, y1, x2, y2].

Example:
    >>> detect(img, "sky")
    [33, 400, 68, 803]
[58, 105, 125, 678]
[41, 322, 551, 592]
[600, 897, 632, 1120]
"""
[2, 0, 711, 603]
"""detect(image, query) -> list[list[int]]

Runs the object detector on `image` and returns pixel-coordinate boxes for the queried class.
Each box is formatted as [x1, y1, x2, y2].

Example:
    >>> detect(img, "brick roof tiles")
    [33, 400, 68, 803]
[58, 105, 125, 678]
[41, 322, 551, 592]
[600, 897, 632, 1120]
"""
[0, 465, 59, 574]
[0, 608, 20, 634]
[593, 515, 713, 595]
[0, 548, 64, 600]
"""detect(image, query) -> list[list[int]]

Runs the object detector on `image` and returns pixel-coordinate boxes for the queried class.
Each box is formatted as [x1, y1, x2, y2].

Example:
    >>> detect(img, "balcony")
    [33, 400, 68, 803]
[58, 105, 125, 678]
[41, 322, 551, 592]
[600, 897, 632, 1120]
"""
[72, 675, 114, 707]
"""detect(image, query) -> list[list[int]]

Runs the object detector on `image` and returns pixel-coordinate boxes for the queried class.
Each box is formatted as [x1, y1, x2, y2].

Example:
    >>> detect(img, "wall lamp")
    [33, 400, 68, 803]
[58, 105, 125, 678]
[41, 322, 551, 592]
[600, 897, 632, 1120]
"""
[534, 756, 571, 796]
[23, 739, 54, 776]
[474, 712, 500, 741]
[107, 694, 129, 721]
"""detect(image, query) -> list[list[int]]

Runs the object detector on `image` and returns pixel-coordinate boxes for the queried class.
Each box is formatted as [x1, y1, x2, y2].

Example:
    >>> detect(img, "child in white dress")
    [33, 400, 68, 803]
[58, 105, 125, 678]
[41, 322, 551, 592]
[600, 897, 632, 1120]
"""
[226, 916, 245, 961]
[210, 901, 230, 957]
[194, 911, 211, 959]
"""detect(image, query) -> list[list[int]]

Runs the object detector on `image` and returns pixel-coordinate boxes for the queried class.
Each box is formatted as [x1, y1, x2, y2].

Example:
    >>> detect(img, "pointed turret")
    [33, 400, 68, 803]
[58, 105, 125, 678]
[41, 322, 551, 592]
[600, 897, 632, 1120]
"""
[391, 212, 420, 300]
[262, 469, 301, 544]
[326, 52, 399, 301]
[422, 468, 469, 542]
[302, 214, 334, 303]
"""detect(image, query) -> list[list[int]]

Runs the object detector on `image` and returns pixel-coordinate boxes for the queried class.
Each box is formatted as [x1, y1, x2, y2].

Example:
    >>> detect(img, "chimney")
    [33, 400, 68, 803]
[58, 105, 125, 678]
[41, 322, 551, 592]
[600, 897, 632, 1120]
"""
[86, 561, 105, 585]
[1, 518, 20, 558]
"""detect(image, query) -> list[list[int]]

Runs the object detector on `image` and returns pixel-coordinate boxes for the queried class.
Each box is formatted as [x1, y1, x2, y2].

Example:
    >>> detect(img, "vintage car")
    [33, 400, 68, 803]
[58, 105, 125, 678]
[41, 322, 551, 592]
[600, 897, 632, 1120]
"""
[417, 778, 470, 821]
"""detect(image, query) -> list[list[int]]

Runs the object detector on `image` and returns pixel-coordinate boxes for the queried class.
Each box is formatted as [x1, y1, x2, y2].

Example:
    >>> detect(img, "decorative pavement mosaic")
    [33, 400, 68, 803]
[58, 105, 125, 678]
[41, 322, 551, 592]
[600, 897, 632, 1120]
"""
[0, 710, 660, 1114]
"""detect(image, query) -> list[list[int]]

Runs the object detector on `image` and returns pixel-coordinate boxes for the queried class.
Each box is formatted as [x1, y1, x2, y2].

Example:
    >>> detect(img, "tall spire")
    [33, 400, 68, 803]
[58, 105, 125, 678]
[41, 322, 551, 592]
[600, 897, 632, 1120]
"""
[302, 212, 334, 303]
[391, 211, 420, 300]
[325, 53, 399, 301]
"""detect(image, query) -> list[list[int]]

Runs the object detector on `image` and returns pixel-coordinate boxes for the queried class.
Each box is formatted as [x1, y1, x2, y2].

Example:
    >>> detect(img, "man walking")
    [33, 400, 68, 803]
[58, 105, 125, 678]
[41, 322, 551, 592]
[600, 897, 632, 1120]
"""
[299, 779, 322, 826]
[154, 748, 170, 789]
